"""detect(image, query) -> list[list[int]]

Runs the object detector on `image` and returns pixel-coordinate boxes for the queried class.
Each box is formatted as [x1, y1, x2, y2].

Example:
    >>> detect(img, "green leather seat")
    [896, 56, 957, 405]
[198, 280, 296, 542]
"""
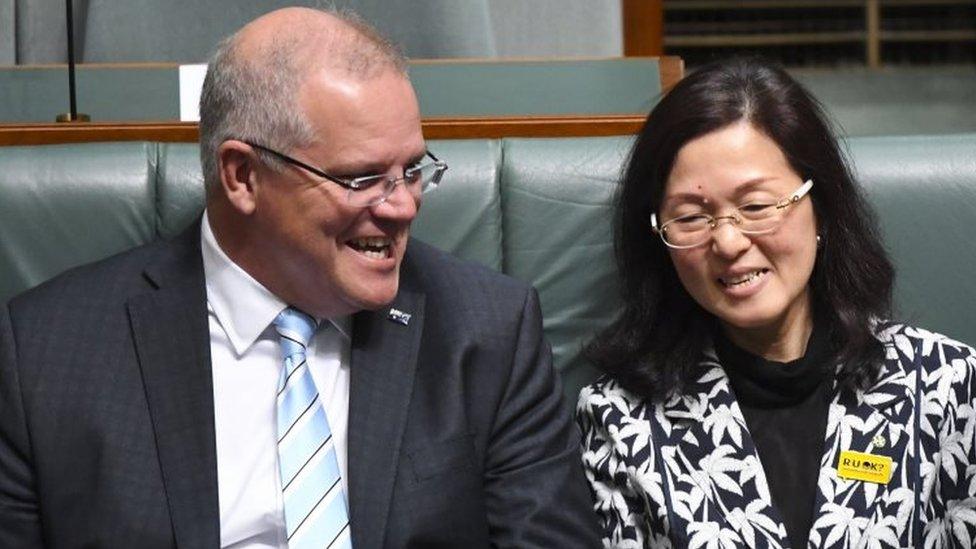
[409, 140, 503, 271]
[0, 143, 156, 300]
[0, 139, 504, 301]
[1, 133, 974, 398]
[501, 137, 631, 398]
[501, 133, 976, 397]
[850, 134, 976, 345]
[157, 143, 206, 238]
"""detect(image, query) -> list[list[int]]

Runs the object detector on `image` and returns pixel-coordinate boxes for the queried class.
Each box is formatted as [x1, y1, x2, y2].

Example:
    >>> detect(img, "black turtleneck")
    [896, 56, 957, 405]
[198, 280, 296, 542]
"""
[714, 322, 833, 549]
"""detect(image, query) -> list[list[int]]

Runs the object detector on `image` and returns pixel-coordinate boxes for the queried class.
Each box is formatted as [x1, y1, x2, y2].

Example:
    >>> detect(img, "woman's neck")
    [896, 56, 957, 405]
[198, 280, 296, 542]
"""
[722, 298, 815, 363]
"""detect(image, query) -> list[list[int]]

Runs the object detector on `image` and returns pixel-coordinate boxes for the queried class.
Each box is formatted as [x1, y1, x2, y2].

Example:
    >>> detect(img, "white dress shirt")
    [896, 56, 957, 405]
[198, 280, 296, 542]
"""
[200, 212, 352, 548]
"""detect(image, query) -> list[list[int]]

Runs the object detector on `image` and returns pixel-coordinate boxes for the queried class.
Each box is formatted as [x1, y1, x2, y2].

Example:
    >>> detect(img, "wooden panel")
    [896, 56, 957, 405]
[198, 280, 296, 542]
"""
[665, 31, 866, 47]
[422, 115, 647, 139]
[0, 122, 199, 146]
[665, 0, 974, 7]
[0, 115, 651, 146]
[3, 57, 675, 123]
[623, 0, 664, 56]
[0, 56, 683, 144]
[867, 0, 882, 68]
[881, 30, 976, 41]
[665, 0, 864, 8]
[658, 56, 685, 91]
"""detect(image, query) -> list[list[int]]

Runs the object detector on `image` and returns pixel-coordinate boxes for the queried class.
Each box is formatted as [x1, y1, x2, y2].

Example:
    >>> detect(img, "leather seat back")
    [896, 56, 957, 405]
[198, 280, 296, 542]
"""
[1, 133, 974, 396]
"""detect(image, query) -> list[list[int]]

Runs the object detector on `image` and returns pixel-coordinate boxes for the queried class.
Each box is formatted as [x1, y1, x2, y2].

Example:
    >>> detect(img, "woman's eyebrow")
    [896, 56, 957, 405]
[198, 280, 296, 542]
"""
[663, 192, 705, 205]
[660, 193, 707, 212]
[734, 176, 779, 194]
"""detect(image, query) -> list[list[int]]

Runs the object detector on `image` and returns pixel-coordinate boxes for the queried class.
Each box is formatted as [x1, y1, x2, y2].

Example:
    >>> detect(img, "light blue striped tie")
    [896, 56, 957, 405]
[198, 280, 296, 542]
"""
[273, 308, 352, 549]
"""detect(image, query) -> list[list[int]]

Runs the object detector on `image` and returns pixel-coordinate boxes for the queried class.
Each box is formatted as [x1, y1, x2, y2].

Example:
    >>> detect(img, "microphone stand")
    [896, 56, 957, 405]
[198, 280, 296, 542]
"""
[56, 0, 90, 122]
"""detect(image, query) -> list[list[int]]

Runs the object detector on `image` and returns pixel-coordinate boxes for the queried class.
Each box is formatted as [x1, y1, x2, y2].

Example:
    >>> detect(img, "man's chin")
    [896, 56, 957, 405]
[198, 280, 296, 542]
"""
[345, 280, 401, 313]
[329, 256, 403, 313]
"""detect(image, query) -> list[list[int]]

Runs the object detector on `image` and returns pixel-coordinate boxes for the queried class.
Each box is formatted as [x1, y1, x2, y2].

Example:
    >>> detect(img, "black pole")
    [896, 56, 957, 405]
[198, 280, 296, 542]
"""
[65, 0, 78, 118]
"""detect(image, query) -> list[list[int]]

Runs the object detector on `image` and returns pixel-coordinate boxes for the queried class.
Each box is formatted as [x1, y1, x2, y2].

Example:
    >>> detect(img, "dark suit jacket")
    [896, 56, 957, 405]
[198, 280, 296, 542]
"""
[0, 224, 600, 548]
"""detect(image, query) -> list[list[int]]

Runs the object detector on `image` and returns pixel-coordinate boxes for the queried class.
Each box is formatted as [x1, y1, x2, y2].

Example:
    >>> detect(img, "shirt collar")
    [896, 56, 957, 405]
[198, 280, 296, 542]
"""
[200, 210, 351, 356]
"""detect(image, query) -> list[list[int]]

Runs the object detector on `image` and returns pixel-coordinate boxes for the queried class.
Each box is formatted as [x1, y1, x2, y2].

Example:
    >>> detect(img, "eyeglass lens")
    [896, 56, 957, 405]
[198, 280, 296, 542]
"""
[661, 204, 789, 248]
[345, 159, 445, 207]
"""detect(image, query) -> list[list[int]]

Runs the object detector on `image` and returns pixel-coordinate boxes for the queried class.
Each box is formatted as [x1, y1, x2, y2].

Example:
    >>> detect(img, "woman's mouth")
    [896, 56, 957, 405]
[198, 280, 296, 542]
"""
[718, 268, 770, 288]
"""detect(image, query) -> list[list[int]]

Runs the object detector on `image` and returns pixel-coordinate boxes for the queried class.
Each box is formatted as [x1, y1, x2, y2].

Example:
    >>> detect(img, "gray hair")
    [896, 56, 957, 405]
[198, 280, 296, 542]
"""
[198, 8, 408, 195]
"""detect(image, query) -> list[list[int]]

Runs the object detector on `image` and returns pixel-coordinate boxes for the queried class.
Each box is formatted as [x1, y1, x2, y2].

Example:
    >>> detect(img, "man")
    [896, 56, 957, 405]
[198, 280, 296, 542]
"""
[0, 8, 599, 548]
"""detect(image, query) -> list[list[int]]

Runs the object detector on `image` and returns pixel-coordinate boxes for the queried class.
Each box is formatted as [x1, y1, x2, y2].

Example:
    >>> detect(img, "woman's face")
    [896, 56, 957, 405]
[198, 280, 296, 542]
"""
[660, 121, 818, 346]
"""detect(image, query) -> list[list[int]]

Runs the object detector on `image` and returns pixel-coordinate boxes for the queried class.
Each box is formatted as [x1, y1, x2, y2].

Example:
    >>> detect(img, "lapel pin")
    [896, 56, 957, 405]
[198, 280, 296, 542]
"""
[872, 434, 886, 448]
[387, 308, 411, 326]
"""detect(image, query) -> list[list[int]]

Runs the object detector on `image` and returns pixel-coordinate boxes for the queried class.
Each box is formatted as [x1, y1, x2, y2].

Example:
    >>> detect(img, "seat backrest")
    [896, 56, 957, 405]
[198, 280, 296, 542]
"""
[849, 134, 976, 343]
[155, 141, 506, 270]
[502, 134, 976, 400]
[0, 142, 157, 300]
[500, 137, 631, 395]
[1, 133, 974, 398]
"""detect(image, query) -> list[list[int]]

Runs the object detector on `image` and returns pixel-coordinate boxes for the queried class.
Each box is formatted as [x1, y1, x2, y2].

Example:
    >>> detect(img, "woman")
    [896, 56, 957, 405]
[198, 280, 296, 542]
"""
[577, 57, 976, 549]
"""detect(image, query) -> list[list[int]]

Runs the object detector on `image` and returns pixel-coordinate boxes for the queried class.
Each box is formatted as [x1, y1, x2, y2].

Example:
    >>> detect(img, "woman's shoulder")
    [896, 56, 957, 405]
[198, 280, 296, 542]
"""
[875, 321, 976, 379]
[577, 374, 656, 425]
[877, 321, 976, 356]
[878, 320, 971, 345]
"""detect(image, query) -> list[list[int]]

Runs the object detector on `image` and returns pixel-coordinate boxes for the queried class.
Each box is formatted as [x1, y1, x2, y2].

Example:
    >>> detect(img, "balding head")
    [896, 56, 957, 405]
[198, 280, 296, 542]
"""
[198, 7, 407, 195]
[236, 8, 405, 80]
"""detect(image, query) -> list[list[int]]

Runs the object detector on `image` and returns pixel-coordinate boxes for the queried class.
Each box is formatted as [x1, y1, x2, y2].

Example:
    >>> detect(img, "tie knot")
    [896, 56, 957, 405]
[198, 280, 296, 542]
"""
[273, 307, 318, 351]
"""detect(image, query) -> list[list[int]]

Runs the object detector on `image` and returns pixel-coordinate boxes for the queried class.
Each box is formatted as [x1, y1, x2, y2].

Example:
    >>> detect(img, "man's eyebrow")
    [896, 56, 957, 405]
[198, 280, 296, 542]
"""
[334, 151, 429, 177]
[340, 162, 386, 176]
[406, 150, 428, 166]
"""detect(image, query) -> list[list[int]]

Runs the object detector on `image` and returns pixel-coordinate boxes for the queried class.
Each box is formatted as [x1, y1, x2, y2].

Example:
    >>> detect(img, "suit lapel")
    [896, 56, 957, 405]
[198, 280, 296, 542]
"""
[347, 288, 425, 548]
[809, 333, 915, 548]
[659, 355, 790, 548]
[128, 228, 220, 549]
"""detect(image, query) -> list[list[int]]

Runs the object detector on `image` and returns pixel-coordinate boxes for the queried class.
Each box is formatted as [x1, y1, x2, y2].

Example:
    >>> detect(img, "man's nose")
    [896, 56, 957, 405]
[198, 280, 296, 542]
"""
[372, 180, 419, 221]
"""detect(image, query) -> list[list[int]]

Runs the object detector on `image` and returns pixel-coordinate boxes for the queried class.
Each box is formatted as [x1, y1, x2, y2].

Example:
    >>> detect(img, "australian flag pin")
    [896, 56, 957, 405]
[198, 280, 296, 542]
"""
[388, 308, 411, 326]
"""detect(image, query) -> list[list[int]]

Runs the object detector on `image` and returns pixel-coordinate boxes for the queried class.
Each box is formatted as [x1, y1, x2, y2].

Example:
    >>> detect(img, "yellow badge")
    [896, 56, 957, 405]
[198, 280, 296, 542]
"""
[837, 450, 893, 484]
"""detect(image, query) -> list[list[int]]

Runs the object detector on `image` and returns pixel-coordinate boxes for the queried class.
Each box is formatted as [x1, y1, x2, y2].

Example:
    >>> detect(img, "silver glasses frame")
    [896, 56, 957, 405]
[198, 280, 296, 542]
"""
[245, 141, 448, 208]
[650, 179, 814, 249]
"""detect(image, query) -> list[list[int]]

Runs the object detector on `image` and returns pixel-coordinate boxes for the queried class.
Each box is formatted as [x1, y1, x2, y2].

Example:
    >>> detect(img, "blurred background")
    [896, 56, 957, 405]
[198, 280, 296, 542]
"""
[662, 0, 976, 136]
[0, 0, 973, 136]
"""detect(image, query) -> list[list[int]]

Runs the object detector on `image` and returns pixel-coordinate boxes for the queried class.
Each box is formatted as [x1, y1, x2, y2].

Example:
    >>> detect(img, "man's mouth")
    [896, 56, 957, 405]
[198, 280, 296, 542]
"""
[347, 236, 393, 259]
[718, 268, 769, 288]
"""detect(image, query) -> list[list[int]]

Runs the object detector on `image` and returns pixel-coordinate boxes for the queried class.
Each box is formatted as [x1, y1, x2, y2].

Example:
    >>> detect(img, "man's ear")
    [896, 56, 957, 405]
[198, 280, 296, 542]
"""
[216, 140, 260, 215]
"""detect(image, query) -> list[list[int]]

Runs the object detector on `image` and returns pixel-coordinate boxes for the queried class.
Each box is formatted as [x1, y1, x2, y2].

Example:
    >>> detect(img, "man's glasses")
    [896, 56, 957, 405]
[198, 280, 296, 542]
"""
[651, 179, 814, 249]
[244, 141, 448, 208]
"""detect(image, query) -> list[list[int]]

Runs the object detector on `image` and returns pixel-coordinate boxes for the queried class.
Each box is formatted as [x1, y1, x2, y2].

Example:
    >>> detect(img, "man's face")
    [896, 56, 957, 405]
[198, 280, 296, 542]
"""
[248, 69, 426, 318]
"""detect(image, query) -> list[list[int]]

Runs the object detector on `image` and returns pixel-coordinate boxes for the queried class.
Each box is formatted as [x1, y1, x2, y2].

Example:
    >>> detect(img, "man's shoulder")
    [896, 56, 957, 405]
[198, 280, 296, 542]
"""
[403, 238, 530, 298]
[400, 239, 538, 334]
[8, 237, 188, 321]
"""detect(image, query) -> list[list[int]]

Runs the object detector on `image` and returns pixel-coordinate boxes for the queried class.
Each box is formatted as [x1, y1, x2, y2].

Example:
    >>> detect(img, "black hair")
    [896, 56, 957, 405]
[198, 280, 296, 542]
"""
[586, 57, 894, 401]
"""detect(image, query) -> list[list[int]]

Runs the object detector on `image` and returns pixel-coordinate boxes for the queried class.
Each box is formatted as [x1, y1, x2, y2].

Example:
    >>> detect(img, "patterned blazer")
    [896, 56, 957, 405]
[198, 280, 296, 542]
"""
[577, 323, 976, 548]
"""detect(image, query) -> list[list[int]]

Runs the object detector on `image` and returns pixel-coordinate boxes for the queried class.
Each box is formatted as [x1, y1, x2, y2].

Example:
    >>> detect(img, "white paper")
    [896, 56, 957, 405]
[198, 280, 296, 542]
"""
[178, 64, 208, 122]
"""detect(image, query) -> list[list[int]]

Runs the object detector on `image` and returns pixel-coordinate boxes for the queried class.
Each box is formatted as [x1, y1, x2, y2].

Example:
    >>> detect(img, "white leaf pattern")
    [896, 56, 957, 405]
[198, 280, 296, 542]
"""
[578, 323, 976, 548]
